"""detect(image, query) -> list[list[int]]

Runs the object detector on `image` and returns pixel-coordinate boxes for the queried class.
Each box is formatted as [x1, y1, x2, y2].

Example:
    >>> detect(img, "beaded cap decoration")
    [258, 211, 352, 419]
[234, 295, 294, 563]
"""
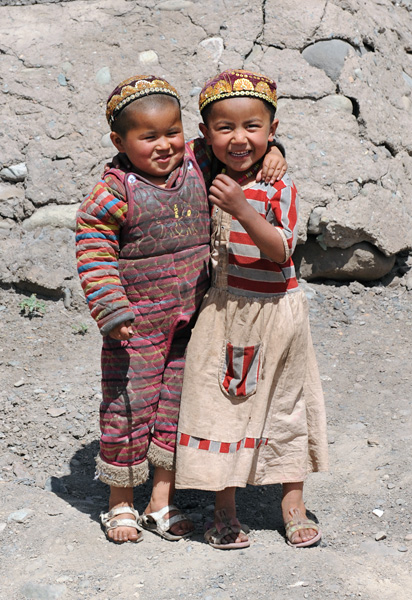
[199, 69, 277, 113]
[106, 75, 180, 127]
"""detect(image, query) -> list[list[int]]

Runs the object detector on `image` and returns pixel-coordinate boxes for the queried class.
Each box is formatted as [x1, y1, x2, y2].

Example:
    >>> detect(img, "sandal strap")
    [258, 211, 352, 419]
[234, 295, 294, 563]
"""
[142, 505, 189, 533]
[100, 506, 141, 528]
[104, 518, 142, 532]
[285, 519, 319, 536]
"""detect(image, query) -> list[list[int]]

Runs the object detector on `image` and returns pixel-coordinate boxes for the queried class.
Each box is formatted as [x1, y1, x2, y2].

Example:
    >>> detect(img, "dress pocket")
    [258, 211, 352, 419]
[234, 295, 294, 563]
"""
[219, 341, 262, 399]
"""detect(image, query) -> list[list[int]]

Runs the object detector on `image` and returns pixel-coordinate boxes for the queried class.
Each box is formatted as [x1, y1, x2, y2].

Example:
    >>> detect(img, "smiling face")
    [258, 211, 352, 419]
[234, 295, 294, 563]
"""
[110, 95, 185, 186]
[200, 97, 278, 180]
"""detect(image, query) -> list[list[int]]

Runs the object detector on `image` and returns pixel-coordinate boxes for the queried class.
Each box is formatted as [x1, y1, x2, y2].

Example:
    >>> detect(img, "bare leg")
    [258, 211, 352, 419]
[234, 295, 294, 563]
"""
[107, 486, 141, 543]
[211, 487, 249, 545]
[144, 467, 193, 536]
[282, 481, 318, 544]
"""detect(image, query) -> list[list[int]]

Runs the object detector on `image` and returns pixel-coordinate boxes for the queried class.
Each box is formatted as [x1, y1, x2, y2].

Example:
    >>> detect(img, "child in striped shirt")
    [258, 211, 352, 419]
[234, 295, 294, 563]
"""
[176, 69, 328, 550]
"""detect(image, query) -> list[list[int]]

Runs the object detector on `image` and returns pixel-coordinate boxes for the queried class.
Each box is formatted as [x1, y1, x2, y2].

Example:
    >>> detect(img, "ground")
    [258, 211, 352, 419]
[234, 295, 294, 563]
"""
[0, 278, 411, 600]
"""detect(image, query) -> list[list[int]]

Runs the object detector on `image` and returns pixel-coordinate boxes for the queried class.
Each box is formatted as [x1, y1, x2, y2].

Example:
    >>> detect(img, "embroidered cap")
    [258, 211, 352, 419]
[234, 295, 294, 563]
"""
[106, 75, 180, 127]
[199, 69, 277, 113]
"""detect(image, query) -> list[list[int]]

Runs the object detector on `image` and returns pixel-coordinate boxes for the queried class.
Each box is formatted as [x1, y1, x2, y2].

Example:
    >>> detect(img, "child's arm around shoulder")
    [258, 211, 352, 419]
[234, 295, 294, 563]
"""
[209, 174, 296, 264]
[257, 140, 287, 185]
[75, 171, 134, 337]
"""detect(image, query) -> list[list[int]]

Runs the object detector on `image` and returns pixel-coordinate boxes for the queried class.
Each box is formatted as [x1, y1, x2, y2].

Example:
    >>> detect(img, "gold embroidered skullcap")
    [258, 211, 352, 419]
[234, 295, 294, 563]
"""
[106, 75, 180, 127]
[199, 69, 277, 113]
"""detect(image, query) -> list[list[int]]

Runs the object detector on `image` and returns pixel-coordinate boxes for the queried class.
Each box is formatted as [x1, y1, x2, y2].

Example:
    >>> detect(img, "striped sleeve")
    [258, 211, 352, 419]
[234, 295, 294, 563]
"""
[188, 137, 213, 187]
[266, 174, 299, 262]
[75, 173, 134, 335]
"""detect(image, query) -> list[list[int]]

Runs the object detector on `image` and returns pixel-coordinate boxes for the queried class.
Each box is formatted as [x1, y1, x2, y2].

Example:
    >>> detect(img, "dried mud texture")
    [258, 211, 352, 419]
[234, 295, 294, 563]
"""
[0, 0, 411, 285]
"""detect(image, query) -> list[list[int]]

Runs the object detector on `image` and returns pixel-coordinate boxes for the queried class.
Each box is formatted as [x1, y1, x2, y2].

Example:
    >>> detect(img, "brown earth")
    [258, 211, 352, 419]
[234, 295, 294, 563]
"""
[0, 278, 411, 600]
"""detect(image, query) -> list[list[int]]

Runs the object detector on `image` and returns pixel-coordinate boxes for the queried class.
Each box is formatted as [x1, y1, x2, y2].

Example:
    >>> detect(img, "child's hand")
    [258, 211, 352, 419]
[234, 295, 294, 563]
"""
[209, 174, 249, 220]
[256, 147, 287, 185]
[108, 320, 134, 341]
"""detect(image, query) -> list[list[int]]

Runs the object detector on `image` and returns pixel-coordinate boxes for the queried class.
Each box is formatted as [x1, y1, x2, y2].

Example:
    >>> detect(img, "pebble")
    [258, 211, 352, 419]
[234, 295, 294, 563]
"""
[157, 0, 193, 10]
[8, 508, 34, 523]
[57, 73, 67, 86]
[95, 66, 111, 86]
[199, 37, 224, 62]
[372, 509, 384, 518]
[387, 483, 395, 489]
[101, 132, 114, 148]
[0, 162, 28, 182]
[187, 512, 203, 523]
[367, 438, 380, 446]
[47, 407, 66, 418]
[138, 50, 159, 66]
[375, 531, 387, 541]
[397, 545, 408, 553]
[0, 522, 6, 534]
[20, 582, 67, 599]
[404, 533, 412, 542]
[44, 476, 67, 494]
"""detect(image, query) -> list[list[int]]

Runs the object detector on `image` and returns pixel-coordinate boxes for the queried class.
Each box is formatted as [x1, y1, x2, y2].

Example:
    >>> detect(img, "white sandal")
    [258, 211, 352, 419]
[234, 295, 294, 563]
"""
[100, 506, 143, 544]
[140, 504, 193, 541]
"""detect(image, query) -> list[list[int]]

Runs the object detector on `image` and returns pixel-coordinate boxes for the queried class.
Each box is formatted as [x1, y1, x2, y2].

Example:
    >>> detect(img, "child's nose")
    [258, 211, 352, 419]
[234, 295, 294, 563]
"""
[156, 136, 170, 150]
[232, 129, 247, 143]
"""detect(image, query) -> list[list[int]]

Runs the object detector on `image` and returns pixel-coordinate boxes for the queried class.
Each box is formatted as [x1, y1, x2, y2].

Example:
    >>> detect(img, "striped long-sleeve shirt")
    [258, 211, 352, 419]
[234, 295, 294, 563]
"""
[212, 173, 299, 297]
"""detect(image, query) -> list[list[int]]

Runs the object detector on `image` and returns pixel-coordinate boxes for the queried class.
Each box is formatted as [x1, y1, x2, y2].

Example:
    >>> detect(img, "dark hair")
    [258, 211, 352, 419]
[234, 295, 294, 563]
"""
[201, 97, 276, 126]
[111, 94, 181, 137]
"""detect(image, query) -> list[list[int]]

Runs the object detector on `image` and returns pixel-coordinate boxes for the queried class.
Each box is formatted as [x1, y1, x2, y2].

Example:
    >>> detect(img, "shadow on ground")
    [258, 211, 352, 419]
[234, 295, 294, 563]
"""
[46, 443, 321, 544]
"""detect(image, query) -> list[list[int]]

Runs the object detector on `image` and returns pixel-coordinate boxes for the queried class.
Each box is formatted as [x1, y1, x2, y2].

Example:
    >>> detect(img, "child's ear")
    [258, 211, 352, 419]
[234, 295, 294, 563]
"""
[110, 131, 126, 153]
[268, 118, 279, 142]
[199, 123, 212, 145]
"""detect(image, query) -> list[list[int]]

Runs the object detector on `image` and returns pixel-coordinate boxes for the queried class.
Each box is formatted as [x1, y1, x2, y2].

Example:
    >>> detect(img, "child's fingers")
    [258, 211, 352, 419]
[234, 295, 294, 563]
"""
[269, 164, 287, 184]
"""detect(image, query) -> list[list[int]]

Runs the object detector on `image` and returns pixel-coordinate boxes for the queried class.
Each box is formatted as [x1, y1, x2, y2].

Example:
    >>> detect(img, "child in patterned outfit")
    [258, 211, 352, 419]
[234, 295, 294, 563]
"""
[176, 70, 328, 549]
[76, 74, 287, 544]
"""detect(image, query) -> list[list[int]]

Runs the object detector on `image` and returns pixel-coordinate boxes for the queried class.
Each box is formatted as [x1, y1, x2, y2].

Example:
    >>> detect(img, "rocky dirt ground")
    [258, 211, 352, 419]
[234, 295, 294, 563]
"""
[0, 275, 411, 600]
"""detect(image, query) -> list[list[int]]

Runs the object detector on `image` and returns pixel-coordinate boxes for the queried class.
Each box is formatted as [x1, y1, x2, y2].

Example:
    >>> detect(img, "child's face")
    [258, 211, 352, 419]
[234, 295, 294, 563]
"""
[200, 97, 278, 179]
[110, 102, 185, 185]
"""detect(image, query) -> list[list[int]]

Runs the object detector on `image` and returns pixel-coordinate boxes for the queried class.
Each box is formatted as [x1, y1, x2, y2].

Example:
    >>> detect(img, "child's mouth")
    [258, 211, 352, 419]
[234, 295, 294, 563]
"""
[229, 151, 250, 159]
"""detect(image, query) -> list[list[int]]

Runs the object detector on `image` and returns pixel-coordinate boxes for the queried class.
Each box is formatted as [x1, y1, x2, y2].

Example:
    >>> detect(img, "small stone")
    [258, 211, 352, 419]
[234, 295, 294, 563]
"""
[8, 508, 34, 523]
[404, 533, 412, 542]
[20, 583, 67, 599]
[375, 531, 387, 541]
[47, 407, 66, 418]
[57, 73, 67, 86]
[398, 545, 408, 553]
[101, 132, 114, 148]
[0, 163, 27, 182]
[387, 483, 395, 489]
[372, 509, 384, 518]
[95, 66, 111, 86]
[44, 476, 68, 494]
[187, 512, 203, 523]
[157, 0, 193, 10]
[367, 438, 379, 447]
[14, 379, 24, 387]
[138, 50, 159, 66]
[0, 522, 6, 534]
[199, 37, 224, 62]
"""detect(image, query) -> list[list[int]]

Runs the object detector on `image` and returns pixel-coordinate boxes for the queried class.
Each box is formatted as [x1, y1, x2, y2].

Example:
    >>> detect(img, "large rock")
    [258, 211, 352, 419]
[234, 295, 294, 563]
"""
[294, 239, 396, 281]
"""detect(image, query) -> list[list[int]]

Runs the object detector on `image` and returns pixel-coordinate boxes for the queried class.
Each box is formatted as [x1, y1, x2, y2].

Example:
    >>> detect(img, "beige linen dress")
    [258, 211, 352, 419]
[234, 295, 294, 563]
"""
[175, 176, 328, 491]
